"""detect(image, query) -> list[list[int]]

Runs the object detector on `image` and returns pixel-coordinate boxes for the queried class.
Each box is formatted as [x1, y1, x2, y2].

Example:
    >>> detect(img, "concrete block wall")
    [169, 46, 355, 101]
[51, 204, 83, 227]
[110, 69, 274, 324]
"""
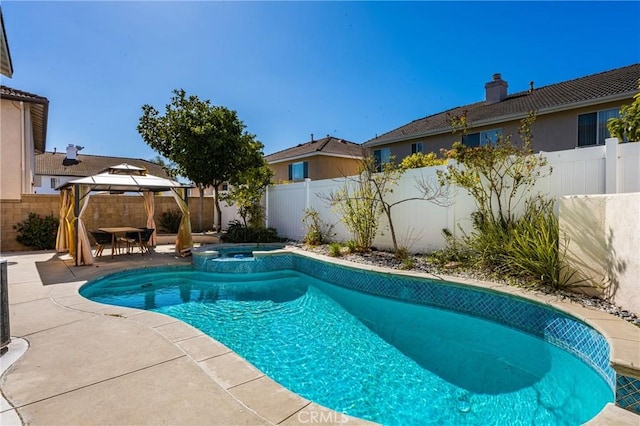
[0, 194, 217, 252]
[0, 195, 59, 253]
[560, 193, 640, 315]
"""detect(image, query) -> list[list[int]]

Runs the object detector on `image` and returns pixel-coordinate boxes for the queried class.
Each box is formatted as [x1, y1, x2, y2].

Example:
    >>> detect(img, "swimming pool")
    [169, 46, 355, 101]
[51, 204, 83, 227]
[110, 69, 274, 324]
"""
[80, 253, 616, 425]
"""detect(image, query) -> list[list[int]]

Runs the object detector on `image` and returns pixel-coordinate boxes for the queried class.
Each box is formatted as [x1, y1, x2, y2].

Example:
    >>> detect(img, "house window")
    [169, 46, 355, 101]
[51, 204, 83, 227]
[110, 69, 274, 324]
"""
[373, 148, 391, 172]
[50, 177, 59, 189]
[578, 108, 620, 147]
[462, 129, 502, 147]
[481, 129, 502, 146]
[288, 161, 308, 181]
[411, 142, 423, 154]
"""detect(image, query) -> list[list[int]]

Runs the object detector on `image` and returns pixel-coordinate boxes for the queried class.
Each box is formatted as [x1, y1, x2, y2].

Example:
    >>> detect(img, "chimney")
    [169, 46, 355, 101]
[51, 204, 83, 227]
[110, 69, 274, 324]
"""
[66, 144, 77, 160]
[311, 133, 314, 142]
[485, 73, 508, 104]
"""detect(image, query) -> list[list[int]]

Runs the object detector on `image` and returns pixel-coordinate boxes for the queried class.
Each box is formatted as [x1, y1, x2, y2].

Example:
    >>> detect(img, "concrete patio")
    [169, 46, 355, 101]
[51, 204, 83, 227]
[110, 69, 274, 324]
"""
[0, 246, 638, 425]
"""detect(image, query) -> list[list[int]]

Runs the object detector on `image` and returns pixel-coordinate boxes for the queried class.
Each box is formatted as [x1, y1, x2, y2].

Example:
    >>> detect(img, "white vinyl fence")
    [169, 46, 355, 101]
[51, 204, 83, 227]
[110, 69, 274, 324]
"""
[266, 138, 640, 253]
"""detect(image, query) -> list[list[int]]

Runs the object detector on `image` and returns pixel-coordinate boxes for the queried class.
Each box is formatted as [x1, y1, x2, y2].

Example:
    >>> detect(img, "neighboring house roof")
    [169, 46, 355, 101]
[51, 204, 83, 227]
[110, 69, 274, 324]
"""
[1, 85, 49, 153]
[36, 152, 170, 179]
[1, 7, 13, 78]
[265, 136, 365, 164]
[365, 63, 640, 147]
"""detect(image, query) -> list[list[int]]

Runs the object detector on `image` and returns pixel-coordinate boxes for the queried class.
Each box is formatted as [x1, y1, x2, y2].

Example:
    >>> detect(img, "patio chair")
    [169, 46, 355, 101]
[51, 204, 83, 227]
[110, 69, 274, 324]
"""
[90, 230, 113, 257]
[124, 228, 155, 254]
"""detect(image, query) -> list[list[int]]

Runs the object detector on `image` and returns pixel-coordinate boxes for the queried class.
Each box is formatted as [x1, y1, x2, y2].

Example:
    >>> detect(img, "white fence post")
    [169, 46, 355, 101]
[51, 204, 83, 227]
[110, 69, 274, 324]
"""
[605, 137, 619, 194]
[265, 185, 270, 228]
[305, 178, 311, 210]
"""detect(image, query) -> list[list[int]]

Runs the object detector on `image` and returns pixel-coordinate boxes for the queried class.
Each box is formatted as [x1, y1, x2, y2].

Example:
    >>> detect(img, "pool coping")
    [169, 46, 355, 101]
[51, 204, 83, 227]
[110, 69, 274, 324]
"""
[4, 246, 638, 424]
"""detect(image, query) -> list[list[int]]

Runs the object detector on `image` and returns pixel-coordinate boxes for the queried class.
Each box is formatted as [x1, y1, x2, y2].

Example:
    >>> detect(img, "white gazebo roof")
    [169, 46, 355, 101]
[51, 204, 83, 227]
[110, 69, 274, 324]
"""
[58, 163, 193, 193]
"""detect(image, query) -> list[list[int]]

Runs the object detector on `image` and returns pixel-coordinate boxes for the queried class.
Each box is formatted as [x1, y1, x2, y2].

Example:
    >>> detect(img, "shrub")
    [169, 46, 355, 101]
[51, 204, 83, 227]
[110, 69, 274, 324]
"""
[14, 212, 59, 250]
[400, 257, 415, 270]
[427, 228, 470, 266]
[345, 240, 357, 253]
[302, 208, 334, 246]
[158, 209, 182, 233]
[221, 220, 283, 244]
[400, 152, 446, 169]
[328, 242, 342, 257]
[394, 246, 409, 261]
[498, 198, 575, 290]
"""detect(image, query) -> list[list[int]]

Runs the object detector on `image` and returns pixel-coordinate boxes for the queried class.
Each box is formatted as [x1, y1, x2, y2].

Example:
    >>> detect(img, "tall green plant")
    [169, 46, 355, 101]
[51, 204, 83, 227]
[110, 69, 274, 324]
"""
[498, 198, 568, 288]
[438, 112, 550, 229]
[302, 208, 334, 246]
[327, 164, 381, 252]
[222, 163, 273, 227]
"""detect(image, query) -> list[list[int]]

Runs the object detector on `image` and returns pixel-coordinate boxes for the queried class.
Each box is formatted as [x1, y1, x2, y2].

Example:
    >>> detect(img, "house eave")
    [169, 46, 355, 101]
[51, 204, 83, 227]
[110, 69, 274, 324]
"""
[0, 9, 13, 78]
[266, 151, 365, 165]
[363, 91, 639, 148]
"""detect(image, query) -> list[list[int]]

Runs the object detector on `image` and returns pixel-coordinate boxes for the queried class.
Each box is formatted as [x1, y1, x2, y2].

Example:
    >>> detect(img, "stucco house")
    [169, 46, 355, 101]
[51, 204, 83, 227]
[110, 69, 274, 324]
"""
[34, 145, 170, 194]
[0, 87, 50, 200]
[364, 64, 640, 166]
[265, 135, 365, 183]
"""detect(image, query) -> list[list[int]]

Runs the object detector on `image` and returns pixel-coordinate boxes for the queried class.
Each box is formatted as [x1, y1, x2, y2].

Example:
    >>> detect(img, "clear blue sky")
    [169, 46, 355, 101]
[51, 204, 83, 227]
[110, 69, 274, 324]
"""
[3, 1, 639, 160]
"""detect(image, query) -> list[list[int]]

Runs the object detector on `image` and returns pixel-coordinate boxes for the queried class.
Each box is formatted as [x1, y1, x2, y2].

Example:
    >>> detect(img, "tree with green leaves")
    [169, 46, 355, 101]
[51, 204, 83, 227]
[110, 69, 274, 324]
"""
[222, 162, 273, 227]
[607, 81, 640, 142]
[149, 155, 178, 179]
[138, 89, 266, 231]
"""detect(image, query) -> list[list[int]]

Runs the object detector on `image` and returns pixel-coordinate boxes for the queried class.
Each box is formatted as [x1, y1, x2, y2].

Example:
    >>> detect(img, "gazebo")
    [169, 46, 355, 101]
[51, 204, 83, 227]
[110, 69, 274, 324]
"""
[55, 164, 194, 266]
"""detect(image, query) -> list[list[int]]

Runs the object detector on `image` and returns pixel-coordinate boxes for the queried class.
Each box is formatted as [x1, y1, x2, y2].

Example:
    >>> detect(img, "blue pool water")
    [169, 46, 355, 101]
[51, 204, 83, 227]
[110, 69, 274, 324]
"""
[80, 267, 613, 425]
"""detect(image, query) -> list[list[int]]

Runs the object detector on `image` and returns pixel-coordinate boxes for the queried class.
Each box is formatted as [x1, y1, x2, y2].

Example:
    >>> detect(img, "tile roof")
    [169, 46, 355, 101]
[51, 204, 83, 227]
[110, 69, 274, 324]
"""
[1, 85, 49, 153]
[365, 63, 640, 146]
[36, 152, 170, 179]
[265, 136, 365, 163]
[0, 85, 47, 103]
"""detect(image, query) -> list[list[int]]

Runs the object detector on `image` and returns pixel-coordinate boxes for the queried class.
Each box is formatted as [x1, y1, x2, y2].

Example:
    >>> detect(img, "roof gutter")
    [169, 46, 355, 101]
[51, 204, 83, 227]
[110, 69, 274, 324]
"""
[363, 91, 639, 148]
[266, 151, 365, 165]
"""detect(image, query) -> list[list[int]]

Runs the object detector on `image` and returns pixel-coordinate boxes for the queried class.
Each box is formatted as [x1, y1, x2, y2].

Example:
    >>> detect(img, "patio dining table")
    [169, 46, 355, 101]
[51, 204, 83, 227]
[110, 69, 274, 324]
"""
[98, 227, 144, 258]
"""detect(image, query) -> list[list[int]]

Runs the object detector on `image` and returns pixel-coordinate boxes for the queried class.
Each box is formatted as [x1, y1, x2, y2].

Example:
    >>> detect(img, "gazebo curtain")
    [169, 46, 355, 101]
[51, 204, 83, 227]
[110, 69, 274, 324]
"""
[171, 188, 193, 256]
[143, 191, 157, 247]
[76, 187, 93, 265]
[55, 188, 72, 252]
[59, 185, 93, 264]
[65, 188, 77, 257]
